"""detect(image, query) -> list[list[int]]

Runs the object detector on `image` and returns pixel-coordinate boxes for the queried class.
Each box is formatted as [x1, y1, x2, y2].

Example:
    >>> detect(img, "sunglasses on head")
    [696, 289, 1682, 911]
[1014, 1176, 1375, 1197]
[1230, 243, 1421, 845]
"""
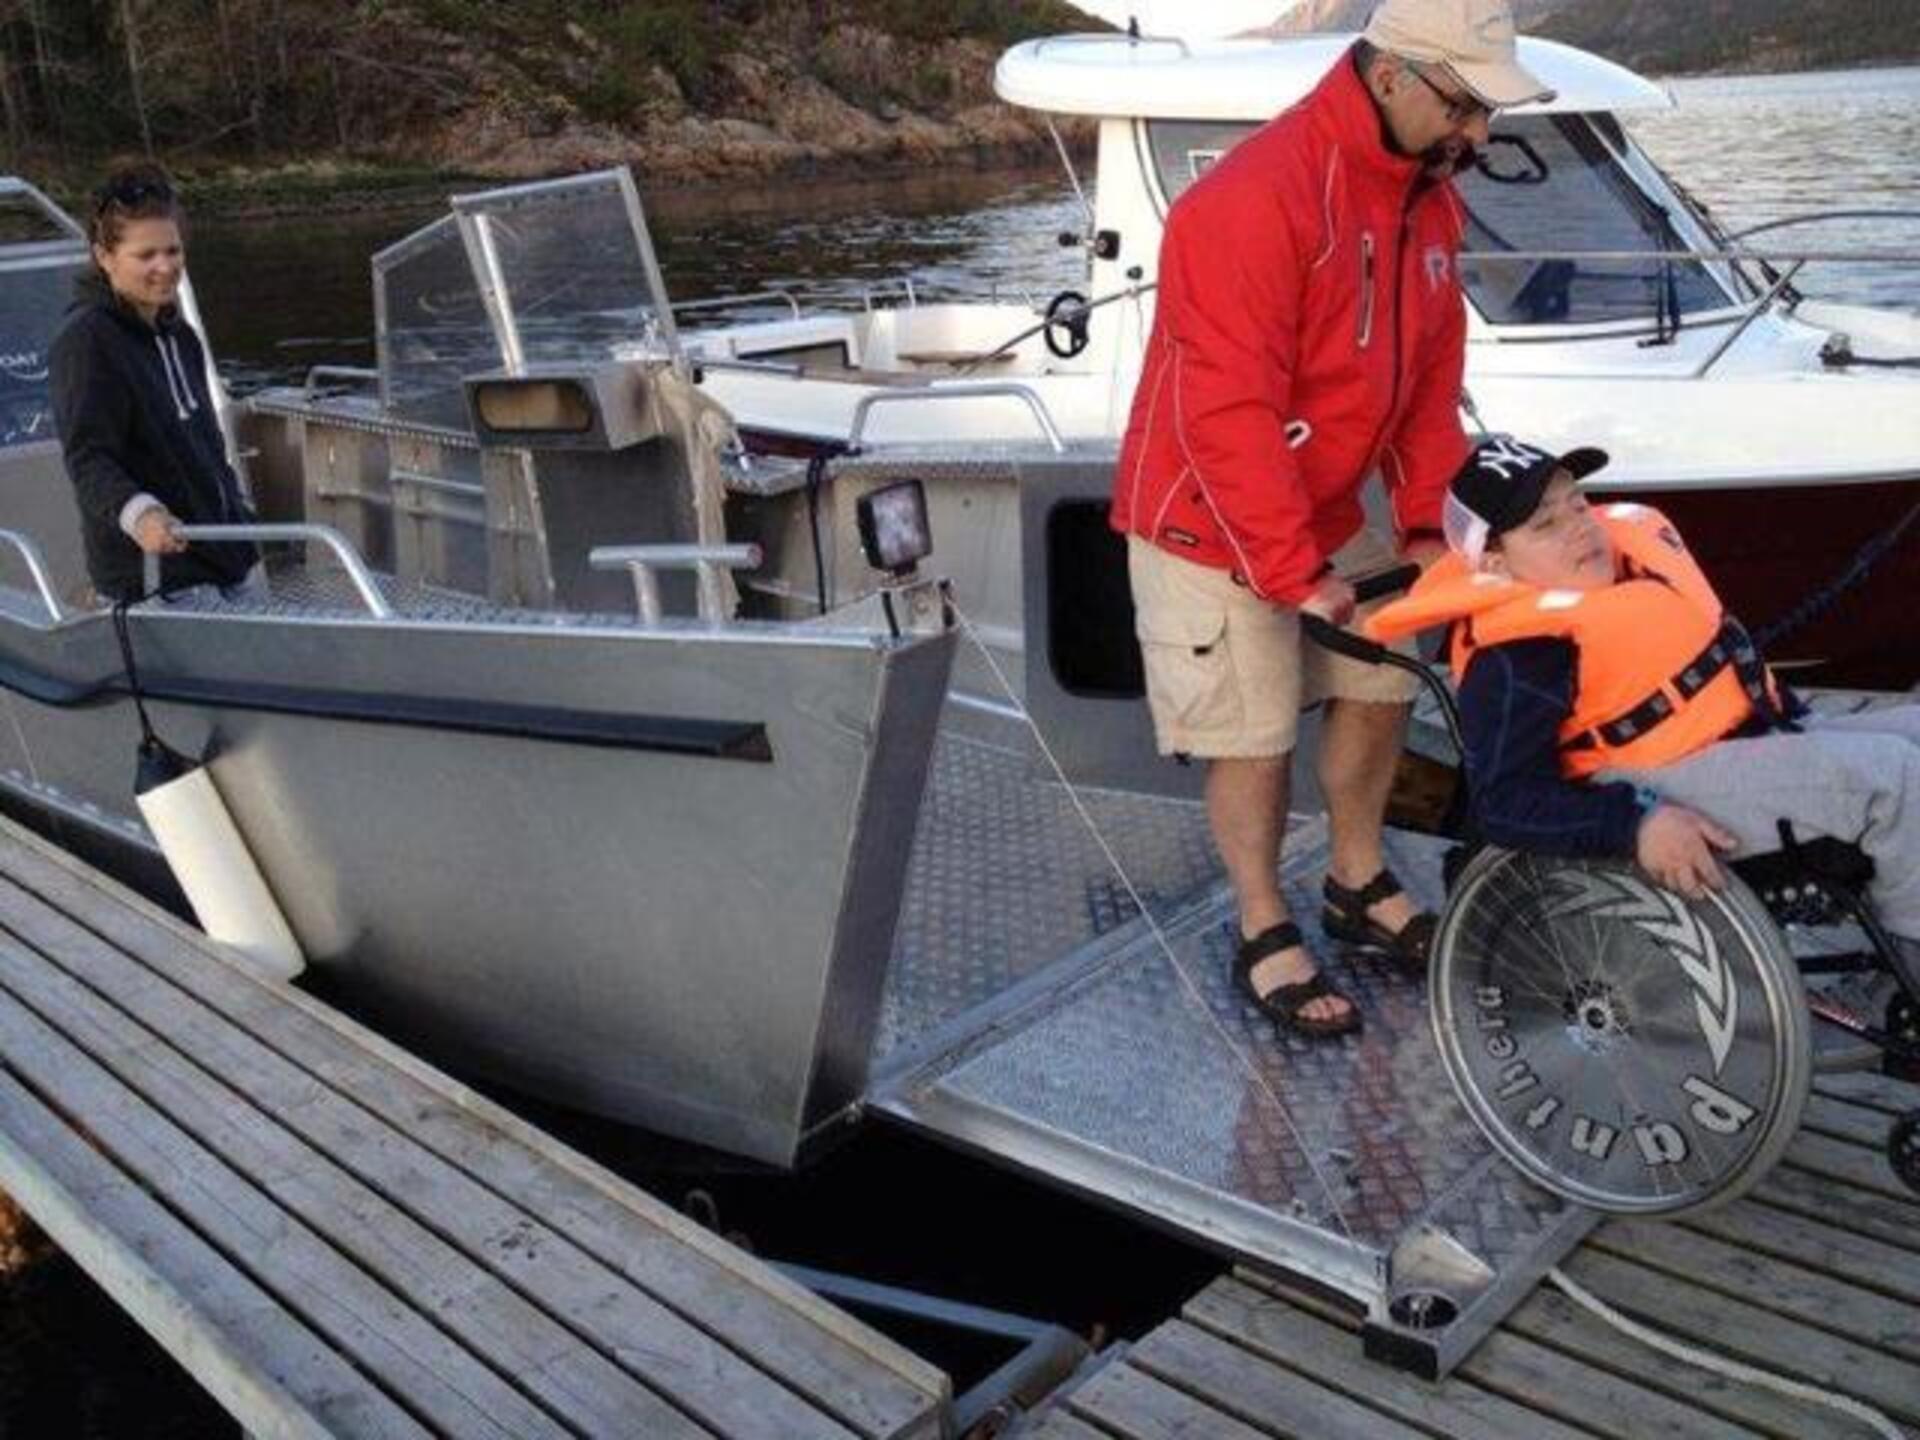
[96, 176, 171, 211]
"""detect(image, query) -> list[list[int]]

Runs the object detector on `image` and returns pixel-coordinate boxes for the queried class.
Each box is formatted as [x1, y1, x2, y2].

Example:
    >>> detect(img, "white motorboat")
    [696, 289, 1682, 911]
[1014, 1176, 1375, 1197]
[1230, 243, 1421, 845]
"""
[681, 32, 1920, 688]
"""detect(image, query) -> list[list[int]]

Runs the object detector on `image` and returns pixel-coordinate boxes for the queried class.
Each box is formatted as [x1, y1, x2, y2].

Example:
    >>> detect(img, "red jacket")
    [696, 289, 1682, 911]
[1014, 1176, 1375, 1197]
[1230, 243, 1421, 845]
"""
[1112, 50, 1471, 604]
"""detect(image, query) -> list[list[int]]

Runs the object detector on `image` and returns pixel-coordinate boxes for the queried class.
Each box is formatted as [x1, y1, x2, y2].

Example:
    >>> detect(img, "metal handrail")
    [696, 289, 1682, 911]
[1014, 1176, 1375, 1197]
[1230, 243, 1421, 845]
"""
[848, 384, 1068, 454]
[673, 290, 803, 321]
[302, 365, 380, 400]
[863, 277, 919, 313]
[589, 543, 762, 626]
[1033, 31, 1191, 58]
[1694, 259, 1806, 379]
[1458, 246, 1920, 265]
[0, 530, 67, 622]
[691, 355, 809, 379]
[1724, 210, 1920, 243]
[171, 524, 393, 619]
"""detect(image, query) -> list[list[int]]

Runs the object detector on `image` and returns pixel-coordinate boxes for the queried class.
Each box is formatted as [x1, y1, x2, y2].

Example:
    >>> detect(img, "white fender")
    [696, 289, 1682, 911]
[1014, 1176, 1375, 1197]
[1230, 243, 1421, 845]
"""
[136, 751, 304, 981]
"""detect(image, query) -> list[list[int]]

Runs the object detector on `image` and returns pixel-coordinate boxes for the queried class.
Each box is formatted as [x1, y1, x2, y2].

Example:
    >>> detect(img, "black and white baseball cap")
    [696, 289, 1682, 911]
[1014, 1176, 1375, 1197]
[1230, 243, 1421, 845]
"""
[1443, 436, 1609, 566]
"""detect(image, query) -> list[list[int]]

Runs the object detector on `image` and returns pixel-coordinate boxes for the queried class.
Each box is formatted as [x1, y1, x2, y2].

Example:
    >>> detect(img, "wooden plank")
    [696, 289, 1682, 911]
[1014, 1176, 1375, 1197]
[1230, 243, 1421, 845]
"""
[1130, 1320, 1429, 1440]
[1019, 1409, 1115, 1440]
[1066, 1360, 1272, 1440]
[1591, 1219, 1920, 1362]
[1781, 1129, 1919, 1205]
[1755, 1163, 1920, 1252]
[0, 979, 578, 1440]
[0, 928, 729, 1440]
[1683, 1198, 1920, 1303]
[1186, 1278, 1596, 1440]
[0, 827, 946, 1439]
[1556, 1248, 1920, 1425]
[1800, 1092, 1904, 1149]
[0, 873, 874, 1440]
[0, 1066, 425, 1440]
[1460, 1327, 1769, 1440]
[1813, 1070, 1920, 1116]
[1504, 1283, 1873, 1440]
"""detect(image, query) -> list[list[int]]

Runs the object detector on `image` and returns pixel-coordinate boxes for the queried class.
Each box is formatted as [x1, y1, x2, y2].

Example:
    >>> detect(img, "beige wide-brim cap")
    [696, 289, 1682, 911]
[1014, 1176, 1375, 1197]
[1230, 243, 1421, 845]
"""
[1363, 0, 1557, 108]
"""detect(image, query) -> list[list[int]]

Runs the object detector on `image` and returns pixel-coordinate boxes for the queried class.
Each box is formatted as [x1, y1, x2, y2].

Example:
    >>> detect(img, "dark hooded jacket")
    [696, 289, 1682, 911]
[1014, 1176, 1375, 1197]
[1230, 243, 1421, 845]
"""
[49, 271, 257, 600]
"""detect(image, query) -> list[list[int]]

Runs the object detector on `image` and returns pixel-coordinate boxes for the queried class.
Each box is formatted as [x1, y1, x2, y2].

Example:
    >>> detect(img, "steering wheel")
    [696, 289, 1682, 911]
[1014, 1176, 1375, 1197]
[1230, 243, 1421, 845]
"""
[1474, 134, 1550, 186]
[1043, 290, 1091, 359]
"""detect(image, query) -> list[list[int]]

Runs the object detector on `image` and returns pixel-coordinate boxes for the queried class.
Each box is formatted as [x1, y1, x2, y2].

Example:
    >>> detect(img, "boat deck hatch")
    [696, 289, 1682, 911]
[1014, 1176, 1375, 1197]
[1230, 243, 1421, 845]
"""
[869, 725, 1594, 1376]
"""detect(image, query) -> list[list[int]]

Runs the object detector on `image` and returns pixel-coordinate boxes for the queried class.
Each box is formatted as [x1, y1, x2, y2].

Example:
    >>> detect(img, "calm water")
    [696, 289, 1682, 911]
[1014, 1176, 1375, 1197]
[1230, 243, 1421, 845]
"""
[190, 65, 1920, 393]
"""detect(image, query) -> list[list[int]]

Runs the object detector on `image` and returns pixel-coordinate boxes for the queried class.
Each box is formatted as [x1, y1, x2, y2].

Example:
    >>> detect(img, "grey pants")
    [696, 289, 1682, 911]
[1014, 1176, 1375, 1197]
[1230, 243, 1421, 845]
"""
[1605, 704, 1920, 943]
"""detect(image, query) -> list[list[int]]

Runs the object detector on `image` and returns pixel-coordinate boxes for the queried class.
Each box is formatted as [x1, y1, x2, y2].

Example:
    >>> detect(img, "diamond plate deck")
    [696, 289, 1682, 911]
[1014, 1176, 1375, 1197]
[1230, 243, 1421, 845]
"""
[876, 728, 1223, 1063]
[873, 741, 1592, 1369]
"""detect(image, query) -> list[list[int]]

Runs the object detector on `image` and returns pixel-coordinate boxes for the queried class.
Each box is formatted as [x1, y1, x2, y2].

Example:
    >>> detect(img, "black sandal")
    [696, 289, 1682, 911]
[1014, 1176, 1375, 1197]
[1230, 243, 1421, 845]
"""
[1322, 869, 1437, 975]
[1234, 921, 1362, 1038]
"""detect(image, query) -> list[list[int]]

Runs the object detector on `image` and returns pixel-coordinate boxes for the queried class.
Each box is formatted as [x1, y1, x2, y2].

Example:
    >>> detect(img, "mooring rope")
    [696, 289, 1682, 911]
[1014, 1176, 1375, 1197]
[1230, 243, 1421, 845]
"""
[1547, 1264, 1907, 1440]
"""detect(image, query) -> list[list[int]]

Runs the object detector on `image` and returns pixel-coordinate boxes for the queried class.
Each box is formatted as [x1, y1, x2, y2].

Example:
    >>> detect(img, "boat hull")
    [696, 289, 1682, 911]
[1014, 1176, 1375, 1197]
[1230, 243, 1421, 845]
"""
[1596, 473, 1920, 691]
[0, 598, 955, 1168]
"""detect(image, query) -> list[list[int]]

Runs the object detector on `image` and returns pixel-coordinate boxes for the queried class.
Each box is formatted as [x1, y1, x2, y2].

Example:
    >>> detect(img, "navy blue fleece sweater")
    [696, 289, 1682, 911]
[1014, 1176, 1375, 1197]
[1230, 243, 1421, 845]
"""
[1456, 637, 1648, 857]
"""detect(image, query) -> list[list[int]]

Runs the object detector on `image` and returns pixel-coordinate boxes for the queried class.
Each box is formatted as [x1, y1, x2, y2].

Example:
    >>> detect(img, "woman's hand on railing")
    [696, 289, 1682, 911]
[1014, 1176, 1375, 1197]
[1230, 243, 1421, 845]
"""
[132, 506, 188, 555]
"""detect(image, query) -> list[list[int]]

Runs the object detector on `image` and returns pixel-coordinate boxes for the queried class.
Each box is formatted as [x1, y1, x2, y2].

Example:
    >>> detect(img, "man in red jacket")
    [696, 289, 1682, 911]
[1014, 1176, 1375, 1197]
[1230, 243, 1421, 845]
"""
[1113, 0, 1552, 1036]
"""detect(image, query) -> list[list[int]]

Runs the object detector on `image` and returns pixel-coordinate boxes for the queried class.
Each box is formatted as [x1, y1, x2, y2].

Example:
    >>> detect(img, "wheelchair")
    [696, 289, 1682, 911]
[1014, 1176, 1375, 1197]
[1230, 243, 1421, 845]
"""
[1307, 578, 1920, 1218]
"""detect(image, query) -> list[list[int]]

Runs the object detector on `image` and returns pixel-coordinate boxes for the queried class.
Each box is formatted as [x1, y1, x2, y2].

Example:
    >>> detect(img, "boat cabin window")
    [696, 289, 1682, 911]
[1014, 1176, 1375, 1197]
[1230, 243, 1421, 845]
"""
[1455, 114, 1735, 327]
[1145, 121, 1258, 207]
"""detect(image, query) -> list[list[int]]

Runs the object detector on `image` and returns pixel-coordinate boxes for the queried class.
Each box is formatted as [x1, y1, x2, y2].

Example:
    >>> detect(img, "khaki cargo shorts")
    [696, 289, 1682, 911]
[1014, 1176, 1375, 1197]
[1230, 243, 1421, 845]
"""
[1128, 531, 1421, 759]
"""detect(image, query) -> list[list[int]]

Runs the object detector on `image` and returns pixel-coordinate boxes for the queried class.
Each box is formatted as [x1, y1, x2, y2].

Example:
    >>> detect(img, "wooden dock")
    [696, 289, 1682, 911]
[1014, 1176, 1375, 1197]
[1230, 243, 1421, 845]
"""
[0, 817, 950, 1439]
[1026, 1070, 1920, 1440]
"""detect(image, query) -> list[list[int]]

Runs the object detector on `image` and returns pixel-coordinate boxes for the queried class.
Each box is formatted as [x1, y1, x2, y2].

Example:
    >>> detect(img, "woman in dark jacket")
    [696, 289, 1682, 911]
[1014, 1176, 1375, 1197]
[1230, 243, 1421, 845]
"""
[50, 163, 257, 602]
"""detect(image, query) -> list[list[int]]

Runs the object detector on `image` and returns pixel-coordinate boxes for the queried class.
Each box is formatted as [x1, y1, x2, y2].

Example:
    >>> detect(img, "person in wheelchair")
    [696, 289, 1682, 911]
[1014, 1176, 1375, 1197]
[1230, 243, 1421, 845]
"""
[1365, 436, 1920, 965]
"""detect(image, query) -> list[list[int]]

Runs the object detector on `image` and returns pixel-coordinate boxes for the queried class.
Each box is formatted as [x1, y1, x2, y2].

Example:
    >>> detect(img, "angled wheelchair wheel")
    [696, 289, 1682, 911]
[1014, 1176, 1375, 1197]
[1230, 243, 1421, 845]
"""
[1431, 848, 1812, 1217]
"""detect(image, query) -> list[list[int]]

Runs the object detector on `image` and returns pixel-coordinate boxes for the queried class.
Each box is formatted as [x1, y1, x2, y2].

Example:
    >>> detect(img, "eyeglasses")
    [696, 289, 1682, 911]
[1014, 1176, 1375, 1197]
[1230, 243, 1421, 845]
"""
[1405, 64, 1493, 125]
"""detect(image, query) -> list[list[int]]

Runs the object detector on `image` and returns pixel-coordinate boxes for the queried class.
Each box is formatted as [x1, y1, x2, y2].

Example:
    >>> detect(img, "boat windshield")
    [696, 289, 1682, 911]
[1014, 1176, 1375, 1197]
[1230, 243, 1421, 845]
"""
[451, 170, 680, 372]
[1143, 114, 1737, 331]
[1456, 115, 1734, 327]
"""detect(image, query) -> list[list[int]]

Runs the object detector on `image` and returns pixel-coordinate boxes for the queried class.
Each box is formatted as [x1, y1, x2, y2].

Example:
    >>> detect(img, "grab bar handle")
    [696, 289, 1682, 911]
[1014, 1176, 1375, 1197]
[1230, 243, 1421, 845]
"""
[590, 543, 762, 626]
[848, 384, 1067, 454]
[0, 529, 67, 622]
[171, 523, 393, 619]
[302, 365, 379, 399]
[672, 290, 803, 320]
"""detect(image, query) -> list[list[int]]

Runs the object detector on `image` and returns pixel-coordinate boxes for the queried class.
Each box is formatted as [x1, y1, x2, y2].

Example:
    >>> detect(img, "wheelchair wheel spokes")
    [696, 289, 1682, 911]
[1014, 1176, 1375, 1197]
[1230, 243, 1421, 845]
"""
[1432, 848, 1812, 1217]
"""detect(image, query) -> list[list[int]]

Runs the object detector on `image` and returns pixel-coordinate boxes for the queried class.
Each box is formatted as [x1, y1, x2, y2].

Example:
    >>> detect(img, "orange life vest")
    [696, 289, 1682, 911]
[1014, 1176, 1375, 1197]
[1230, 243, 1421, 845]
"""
[1365, 504, 1778, 777]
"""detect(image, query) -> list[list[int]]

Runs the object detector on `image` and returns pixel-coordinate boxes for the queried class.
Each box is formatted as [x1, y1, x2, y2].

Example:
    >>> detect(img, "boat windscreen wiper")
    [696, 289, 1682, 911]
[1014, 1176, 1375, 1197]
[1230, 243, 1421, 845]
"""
[1639, 202, 1684, 348]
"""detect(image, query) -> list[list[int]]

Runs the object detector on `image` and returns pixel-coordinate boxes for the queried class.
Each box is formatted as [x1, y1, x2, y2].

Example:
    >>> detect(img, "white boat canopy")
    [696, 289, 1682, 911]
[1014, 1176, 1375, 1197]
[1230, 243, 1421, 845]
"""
[995, 34, 1671, 122]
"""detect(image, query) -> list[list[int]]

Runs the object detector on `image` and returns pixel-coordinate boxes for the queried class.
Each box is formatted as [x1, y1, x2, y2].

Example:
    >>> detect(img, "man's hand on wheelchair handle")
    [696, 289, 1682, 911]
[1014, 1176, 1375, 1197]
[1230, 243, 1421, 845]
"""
[1637, 804, 1738, 899]
[1299, 572, 1357, 626]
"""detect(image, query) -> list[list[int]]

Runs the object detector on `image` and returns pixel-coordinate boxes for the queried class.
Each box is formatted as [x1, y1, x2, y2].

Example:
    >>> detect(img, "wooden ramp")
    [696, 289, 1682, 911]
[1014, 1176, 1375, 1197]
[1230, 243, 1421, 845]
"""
[0, 817, 950, 1439]
[1026, 1071, 1920, 1440]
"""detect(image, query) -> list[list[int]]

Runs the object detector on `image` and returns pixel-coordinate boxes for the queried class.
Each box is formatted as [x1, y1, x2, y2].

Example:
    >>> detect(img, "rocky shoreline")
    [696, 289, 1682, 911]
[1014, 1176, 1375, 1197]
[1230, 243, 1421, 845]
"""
[29, 15, 1092, 220]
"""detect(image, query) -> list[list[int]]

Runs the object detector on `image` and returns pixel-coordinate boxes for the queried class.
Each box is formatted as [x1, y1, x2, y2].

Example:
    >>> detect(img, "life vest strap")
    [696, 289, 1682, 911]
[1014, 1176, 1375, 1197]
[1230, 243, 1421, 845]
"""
[1563, 618, 1772, 756]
